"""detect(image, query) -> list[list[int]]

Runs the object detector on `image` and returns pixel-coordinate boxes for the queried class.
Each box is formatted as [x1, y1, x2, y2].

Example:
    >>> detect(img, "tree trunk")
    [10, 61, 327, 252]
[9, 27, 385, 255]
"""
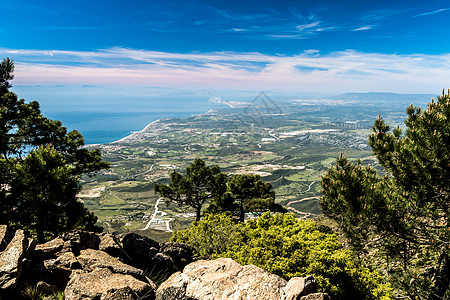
[239, 206, 245, 222]
[195, 206, 201, 221]
[428, 249, 450, 300]
[36, 224, 45, 244]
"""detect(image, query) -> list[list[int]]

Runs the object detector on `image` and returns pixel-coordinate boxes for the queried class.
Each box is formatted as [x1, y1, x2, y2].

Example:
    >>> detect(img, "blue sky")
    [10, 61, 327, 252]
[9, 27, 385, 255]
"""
[1, 0, 450, 112]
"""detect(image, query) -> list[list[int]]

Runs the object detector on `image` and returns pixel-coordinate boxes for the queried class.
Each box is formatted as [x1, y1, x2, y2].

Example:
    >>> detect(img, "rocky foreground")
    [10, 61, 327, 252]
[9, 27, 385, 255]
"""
[0, 225, 331, 299]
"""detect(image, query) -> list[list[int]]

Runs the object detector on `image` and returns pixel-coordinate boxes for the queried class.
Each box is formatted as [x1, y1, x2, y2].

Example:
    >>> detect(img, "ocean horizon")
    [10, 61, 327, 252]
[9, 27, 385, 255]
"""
[45, 110, 209, 144]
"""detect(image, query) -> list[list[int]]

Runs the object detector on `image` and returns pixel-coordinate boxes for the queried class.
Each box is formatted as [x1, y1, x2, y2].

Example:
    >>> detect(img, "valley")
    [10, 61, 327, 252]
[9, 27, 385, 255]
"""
[79, 93, 432, 238]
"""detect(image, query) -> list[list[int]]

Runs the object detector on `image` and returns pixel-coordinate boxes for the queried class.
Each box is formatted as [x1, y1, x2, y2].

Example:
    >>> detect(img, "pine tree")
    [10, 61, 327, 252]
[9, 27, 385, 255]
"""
[209, 173, 275, 222]
[0, 58, 108, 241]
[154, 158, 223, 221]
[321, 90, 450, 299]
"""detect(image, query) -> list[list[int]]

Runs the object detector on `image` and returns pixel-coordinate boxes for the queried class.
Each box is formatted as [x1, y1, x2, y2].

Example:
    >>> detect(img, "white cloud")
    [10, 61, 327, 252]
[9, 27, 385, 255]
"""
[2, 47, 450, 94]
[414, 8, 450, 17]
[353, 25, 374, 31]
[296, 21, 321, 31]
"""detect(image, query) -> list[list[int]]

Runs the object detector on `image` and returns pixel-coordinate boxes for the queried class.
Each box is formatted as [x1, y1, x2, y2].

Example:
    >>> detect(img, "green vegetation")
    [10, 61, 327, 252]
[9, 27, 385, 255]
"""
[82, 97, 389, 232]
[156, 158, 275, 222]
[22, 284, 64, 300]
[172, 212, 392, 300]
[155, 158, 224, 221]
[321, 91, 450, 299]
[208, 173, 275, 221]
[0, 58, 108, 242]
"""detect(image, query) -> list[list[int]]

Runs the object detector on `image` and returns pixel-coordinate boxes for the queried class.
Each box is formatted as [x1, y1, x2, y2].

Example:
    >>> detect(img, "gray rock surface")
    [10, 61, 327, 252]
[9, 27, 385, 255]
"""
[61, 231, 100, 255]
[65, 267, 155, 300]
[156, 258, 331, 300]
[0, 225, 11, 252]
[160, 242, 194, 270]
[155, 272, 190, 300]
[151, 253, 179, 275]
[282, 276, 317, 300]
[77, 249, 146, 281]
[34, 237, 64, 260]
[43, 256, 74, 289]
[122, 233, 160, 269]
[99, 233, 123, 257]
[100, 286, 140, 300]
[0, 229, 34, 292]
[156, 257, 288, 300]
[300, 293, 332, 300]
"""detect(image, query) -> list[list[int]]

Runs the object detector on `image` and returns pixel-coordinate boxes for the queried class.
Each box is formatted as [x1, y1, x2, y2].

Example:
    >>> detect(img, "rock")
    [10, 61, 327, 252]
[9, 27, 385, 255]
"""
[155, 272, 190, 300]
[57, 251, 81, 269]
[34, 237, 65, 260]
[65, 267, 155, 300]
[0, 229, 34, 293]
[61, 231, 100, 255]
[0, 225, 12, 252]
[282, 276, 317, 300]
[42, 251, 82, 288]
[150, 253, 179, 276]
[156, 258, 288, 300]
[99, 233, 123, 257]
[77, 249, 146, 281]
[35, 281, 59, 295]
[159, 242, 194, 270]
[43, 257, 74, 289]
[122, 233, 160, 269]
[300, 293, 332, 300]
[100, 286, 139, 300]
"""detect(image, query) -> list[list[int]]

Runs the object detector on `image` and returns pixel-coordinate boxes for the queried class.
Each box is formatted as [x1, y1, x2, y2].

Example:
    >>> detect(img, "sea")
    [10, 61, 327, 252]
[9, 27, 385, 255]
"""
[45, 111, 208, 145]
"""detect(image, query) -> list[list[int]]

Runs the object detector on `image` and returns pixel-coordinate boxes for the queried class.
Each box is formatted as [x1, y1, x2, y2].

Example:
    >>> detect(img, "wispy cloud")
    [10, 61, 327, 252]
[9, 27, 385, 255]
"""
[2, 47, 449, 93]
[353, 25, 375, 31]
[414, 8, 450, 17]
[358, 9, 403, 22]
[140, 5, 337, 40]
[296, 21, 321, 31]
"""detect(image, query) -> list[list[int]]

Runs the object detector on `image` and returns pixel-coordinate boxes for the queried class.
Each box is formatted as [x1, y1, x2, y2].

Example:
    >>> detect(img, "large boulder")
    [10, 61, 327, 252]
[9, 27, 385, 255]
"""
[0, 225, 12, 252]
[156, 258, 287, 300]
[150, 253, 179, 276]
[0, 230, 35, 293]
[77, 249, 146, 281]
[34, 237, 65, 260]
[122, 233, 160, 269]
[65, 267, 156, 300]
[155, 272, 190, 300]
[159, 242, 195, 270]
[43, 251, 80, 288]
[99, 233, 123, 257]
[156, 258, 330, 300]
[300, 293, 332, 300]
[60, 231, 100, 255]
[282, 276, 317, 300]
[101, 286, 140, 300]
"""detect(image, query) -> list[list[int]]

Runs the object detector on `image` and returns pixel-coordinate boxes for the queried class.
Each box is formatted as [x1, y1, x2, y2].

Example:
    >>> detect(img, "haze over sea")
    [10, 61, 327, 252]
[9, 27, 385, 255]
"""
[40, 96, 218, 144]
[45, 110, 208, 145]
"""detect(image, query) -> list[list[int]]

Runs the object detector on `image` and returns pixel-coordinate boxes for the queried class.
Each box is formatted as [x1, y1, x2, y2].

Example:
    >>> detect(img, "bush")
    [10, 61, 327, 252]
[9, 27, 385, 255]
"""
[172, 212, 392, 300]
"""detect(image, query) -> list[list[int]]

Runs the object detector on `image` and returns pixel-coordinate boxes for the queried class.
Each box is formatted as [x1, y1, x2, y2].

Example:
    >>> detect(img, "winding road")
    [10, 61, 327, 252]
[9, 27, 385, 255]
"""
[123, 163, 157, 180]
[143, 197, 173, 232]
[285, 181, 319, 219]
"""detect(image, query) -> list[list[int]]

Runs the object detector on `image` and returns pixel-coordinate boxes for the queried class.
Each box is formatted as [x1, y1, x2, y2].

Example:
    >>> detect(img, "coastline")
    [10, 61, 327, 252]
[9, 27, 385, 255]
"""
[110, 118, 162, 144]
[83, 109, 218, 146]
[104, 108, 219, 145]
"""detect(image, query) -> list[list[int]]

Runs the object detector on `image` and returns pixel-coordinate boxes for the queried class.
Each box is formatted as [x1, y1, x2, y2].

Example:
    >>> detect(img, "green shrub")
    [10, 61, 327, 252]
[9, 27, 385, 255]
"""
[172, 212, 392, 300]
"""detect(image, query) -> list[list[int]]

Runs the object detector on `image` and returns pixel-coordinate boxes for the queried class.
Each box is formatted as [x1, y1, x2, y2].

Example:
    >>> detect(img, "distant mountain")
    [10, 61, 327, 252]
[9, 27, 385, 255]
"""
[330, 92, 436, 104]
